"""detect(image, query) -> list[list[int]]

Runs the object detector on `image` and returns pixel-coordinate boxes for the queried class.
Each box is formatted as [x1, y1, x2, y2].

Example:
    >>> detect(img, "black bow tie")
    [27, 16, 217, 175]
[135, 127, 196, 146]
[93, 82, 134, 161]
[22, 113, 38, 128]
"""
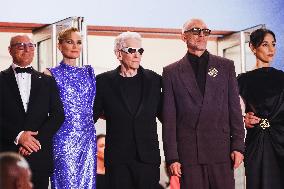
[15, 67, 33, 74]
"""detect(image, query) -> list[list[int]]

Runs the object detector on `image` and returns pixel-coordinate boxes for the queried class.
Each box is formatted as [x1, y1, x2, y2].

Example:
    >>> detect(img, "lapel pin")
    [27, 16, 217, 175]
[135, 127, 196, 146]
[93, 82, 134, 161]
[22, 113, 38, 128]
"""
[208, 67, 218, 77]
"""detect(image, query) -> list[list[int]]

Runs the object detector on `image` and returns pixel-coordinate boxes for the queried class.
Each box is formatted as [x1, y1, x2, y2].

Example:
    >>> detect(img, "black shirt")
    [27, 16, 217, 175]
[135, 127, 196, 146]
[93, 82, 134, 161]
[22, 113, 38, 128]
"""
[119, 71, 142, 114]
[118, 71, 143, 160]
[187, 50, 209, 96]
[96, 174, 106, 189]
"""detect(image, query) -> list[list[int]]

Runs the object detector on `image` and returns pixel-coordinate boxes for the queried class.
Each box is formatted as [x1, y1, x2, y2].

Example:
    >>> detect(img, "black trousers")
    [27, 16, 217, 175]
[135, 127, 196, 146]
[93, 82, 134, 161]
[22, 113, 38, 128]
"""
[105, 159, 160, 189]
[180, 162, 234, 189]
[32, 171, 50, 189]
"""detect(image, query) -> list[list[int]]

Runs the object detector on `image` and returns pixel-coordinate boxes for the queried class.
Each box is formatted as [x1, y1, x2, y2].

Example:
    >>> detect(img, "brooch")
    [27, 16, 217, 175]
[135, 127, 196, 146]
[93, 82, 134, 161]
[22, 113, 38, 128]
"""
[259, 118, 270, 130]
[208, 67, 218, 77]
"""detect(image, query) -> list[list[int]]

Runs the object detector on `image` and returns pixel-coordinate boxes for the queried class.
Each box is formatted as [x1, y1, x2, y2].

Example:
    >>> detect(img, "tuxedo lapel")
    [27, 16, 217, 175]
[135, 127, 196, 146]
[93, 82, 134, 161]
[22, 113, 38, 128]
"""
[197, 54, 224, 127]
[26, 72, 42, 114]
[135, 67, 151, 118]
[179, 56, 203, 105]
[3, 67, 25, 113]
[202, 54, 222, 105]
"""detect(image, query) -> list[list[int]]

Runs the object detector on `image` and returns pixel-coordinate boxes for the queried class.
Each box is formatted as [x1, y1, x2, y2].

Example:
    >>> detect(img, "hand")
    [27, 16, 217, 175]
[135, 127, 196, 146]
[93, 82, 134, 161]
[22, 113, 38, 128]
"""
[169, 162, 182, 177]
[244, 112, 260, 128]
[231, 151, 244, 169]
[18, 131, 41, 153]
[19, 146, 31, 156]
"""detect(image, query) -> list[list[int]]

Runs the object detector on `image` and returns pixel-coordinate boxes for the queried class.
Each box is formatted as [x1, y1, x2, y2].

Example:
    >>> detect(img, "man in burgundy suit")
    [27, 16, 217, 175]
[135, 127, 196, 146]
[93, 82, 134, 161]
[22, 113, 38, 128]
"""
[162, 18, 245, 189]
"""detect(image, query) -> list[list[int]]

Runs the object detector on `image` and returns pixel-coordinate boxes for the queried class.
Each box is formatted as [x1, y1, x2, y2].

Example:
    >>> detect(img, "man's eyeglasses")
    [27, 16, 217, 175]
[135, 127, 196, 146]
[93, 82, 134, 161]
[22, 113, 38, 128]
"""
[120, 47, 144, 55]
[10, 43, 36, 50]
[184, 28, 211, 36]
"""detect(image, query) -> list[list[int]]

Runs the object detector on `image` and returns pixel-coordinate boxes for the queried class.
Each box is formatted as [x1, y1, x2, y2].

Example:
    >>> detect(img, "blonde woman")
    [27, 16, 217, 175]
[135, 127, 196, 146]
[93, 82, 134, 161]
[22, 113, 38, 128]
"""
[45, 28, 97, 189]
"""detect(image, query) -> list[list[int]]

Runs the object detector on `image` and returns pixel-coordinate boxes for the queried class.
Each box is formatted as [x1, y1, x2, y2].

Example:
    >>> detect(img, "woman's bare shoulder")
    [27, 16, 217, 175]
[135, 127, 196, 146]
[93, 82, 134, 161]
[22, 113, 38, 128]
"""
[43, 69, 52, 76]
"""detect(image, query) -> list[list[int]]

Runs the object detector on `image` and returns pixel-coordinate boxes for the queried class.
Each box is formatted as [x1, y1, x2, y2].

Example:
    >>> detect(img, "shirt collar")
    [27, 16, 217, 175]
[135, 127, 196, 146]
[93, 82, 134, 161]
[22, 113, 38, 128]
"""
[187, 50, 209, 63]
[12, 63, 32, 74]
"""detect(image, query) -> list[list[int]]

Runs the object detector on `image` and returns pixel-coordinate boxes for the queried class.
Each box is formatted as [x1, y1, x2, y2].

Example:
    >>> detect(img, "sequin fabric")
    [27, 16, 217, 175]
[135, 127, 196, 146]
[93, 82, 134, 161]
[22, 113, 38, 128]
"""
[50, 62, 96, 189]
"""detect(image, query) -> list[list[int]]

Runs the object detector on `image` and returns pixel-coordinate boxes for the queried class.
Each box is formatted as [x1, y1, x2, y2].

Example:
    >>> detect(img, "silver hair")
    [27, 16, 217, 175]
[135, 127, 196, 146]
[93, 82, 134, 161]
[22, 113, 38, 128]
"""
[9, 34, 33, 46]
[181, 18, 206, 34]
[114, 31, 142, 52]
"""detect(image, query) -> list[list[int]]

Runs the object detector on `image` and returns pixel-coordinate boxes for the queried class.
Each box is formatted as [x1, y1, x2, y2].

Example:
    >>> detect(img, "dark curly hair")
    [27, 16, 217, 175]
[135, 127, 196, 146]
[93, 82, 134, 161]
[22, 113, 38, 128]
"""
[97, 134, 106, 143]
[250, 28, 276, 48]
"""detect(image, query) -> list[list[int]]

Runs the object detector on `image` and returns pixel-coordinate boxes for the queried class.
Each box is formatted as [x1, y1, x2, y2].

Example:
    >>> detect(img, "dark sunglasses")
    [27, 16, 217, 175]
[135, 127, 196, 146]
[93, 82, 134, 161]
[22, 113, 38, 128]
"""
[121, 47, 144, 55]
[10, 42, 36, 50]
[184, 27, 211, 36]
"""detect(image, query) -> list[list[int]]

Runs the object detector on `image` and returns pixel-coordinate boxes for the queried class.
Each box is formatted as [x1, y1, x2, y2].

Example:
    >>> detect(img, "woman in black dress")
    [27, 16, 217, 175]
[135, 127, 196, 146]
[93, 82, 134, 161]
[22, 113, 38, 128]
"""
[238, 28, 284, 189]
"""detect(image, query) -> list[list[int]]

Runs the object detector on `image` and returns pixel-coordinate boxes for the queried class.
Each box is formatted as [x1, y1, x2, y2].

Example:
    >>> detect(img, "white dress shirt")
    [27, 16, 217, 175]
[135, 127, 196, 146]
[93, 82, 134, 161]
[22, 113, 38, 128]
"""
[12, 63, 32, 145]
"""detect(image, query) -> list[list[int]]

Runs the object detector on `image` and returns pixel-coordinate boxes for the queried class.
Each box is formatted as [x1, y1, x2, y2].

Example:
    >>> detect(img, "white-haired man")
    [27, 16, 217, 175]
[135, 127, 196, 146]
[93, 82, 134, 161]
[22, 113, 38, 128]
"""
[94, 31, 162, 189]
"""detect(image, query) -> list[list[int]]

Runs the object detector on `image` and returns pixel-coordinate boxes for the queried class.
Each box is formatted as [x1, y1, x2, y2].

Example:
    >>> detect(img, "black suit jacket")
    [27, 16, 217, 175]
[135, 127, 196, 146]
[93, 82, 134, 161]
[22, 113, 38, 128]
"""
[0, 66, 64, 173]
[162, 53, 245, 165]
[94, 66, 162, 166]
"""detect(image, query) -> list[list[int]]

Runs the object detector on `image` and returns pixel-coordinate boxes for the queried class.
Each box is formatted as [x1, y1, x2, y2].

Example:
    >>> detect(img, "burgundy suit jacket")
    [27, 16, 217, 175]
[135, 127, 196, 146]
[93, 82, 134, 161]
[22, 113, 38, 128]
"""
[162, 53, 245, 165]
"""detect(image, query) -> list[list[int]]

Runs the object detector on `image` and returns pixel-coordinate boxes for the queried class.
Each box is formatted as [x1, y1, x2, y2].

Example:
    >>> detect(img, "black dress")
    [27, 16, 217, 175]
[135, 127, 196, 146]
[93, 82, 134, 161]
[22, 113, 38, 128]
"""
[96, 174, 106, 189]
[238, 67, 284, 189]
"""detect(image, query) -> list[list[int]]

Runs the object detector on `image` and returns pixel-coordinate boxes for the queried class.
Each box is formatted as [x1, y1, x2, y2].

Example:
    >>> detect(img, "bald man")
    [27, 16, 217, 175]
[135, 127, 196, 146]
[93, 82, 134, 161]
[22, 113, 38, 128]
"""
[0, 152, 33, 189]
[0, 35, 64, 189]
[162, 18, 245, 189]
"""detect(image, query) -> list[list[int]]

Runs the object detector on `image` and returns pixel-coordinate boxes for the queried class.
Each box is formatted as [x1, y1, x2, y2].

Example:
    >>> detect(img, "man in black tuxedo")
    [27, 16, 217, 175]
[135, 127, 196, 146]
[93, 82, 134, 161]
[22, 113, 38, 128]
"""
[0, 35, 65, 189]
[94, 31, 162, 189]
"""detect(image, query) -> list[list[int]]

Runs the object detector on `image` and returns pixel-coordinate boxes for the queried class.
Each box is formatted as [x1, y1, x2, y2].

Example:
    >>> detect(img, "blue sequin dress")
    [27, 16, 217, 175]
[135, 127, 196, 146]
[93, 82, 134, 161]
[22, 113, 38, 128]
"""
[49, 62, 96, 189]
